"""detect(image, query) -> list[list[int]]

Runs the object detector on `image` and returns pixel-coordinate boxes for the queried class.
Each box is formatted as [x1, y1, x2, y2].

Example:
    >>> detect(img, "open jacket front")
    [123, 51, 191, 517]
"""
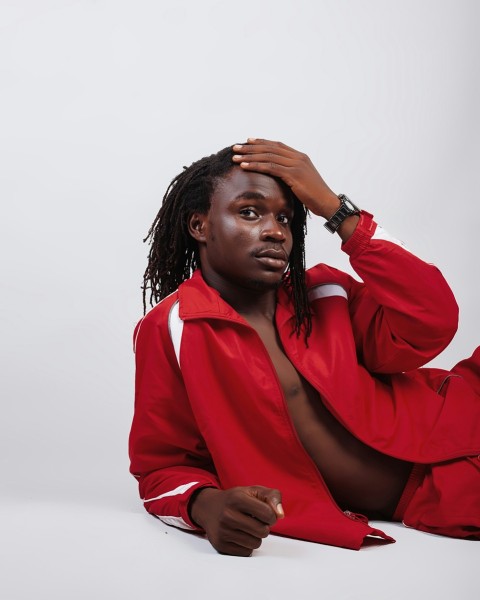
[129, 212, 480, 549]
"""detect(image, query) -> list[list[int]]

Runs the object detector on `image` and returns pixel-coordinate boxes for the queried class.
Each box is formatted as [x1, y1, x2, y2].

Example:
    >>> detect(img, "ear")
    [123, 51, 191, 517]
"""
[188, 212, 208, 243]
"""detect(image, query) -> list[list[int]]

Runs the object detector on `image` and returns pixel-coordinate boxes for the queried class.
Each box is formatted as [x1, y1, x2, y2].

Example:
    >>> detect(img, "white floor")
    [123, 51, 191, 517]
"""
[1, 498, 478, 600]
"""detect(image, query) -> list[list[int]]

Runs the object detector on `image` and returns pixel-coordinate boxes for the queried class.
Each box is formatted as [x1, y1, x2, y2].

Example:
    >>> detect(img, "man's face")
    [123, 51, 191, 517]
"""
[191, 168, 294, 293]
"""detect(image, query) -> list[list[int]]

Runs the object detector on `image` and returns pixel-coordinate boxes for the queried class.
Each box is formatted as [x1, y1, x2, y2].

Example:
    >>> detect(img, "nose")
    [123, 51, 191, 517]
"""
[260, 215, 286, 242]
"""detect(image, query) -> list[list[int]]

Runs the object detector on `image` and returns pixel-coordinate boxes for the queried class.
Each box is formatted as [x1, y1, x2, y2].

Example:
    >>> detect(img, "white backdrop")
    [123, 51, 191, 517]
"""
[1, 1, 479, 598]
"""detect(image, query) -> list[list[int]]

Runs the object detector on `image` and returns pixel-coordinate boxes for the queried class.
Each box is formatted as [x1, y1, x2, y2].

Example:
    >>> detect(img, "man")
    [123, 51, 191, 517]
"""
[129, 139, 480, 556]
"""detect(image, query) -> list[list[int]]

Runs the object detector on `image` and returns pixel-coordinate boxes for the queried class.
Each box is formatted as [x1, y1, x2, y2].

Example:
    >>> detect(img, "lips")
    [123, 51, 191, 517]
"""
[255, 247, 288, 260]
[255, 247, 288, 269]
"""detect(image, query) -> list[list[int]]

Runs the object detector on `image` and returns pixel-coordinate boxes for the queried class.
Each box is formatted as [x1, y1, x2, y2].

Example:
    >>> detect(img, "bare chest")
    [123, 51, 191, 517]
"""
[244, 316, 411, 517]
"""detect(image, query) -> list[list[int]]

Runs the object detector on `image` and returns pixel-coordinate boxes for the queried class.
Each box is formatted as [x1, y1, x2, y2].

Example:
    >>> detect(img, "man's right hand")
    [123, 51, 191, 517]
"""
[189, 486, 284, 557]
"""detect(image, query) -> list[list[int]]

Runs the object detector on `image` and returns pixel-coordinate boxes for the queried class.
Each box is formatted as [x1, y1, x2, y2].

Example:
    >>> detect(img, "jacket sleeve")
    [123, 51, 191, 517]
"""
[341, 211, 458, 373]
[129, 307, 220, 531]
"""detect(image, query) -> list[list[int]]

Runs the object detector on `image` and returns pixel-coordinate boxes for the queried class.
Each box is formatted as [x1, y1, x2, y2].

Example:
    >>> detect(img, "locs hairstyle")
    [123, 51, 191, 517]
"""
[142, 145, 312, 339]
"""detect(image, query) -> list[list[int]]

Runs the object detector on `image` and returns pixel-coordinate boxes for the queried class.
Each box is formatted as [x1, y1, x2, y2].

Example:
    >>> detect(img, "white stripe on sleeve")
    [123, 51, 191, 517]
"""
[144, 481, 199, 503]
[156, 516, 195, 530]
[308, 283, 348, 302]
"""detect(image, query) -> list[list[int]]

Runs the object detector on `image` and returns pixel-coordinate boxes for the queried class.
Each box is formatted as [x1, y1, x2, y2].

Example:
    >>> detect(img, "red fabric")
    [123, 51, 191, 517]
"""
[391, 374, 480, 539]
[392, 464, 427, 521]
[129, 213, 480, 548]
[399, 455, 480, 539]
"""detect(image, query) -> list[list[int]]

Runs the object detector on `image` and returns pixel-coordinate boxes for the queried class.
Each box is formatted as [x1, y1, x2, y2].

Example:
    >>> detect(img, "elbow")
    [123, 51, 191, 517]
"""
[431, 294, 459, 349]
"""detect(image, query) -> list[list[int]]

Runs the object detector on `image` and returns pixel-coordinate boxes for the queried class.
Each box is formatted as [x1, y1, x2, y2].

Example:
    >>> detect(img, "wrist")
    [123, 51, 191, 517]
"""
[189, 487, 221, 529]
[309, 192, 340, 219]
[337, 214, 360, 243]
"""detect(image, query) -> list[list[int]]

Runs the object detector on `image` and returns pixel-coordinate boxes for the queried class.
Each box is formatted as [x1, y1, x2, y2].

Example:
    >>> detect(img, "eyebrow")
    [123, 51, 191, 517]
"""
[233, 191, 267, 201]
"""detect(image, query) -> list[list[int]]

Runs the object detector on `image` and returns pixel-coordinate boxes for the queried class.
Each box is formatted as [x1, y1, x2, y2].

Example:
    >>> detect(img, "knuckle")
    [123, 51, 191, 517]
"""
[259, 524, 270, 538]
[225, 487, 241, 501]
[264, 512, 276, 526]
[251, 537, 263, 550]
[216, 540, 252, 557]
[224, 489, 236, 501]
[215, 541, 231, 554]
[209, 533, 223, 550]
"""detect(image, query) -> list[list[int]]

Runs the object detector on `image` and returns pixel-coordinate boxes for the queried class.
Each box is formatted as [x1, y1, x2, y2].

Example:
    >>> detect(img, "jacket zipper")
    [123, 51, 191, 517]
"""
[250, 329, 372, 528]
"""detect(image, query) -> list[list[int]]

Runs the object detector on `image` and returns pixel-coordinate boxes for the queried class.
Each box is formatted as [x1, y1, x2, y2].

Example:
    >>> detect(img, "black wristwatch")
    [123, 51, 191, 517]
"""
[324, 194, 361, 234]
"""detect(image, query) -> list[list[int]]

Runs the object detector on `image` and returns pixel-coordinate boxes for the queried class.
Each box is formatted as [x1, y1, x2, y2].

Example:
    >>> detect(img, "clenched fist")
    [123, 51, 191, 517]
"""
[190, 485, 284, 557]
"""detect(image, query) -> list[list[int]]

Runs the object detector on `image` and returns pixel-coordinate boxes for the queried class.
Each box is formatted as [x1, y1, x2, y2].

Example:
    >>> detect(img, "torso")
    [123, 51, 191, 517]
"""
[245, 313, 412, 519]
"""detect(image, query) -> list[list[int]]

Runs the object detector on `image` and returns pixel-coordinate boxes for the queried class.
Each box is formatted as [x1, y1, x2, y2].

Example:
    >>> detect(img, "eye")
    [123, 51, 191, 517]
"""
[277, 213, 291, 225]
[239, 208, 258, 218]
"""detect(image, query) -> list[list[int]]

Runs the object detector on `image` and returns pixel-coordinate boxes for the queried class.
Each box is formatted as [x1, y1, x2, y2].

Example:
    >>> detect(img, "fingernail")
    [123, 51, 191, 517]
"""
[240, 162, 250, 167]
[276, 503, 285, 518]
[232, 155, 242, 160]
[247, 137, 256, 142]
[232, 144, 242, 150]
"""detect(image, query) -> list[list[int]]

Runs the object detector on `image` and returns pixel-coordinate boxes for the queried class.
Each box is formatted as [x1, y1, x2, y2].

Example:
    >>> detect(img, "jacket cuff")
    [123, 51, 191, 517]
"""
[145, 479, 220, 532]
[181, 482, 220, 531]
[341, 210, 377, 258]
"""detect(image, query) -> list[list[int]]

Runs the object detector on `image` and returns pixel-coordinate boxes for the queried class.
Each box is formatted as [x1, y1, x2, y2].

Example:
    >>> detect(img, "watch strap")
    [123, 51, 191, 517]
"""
[324, 194, 361, 234]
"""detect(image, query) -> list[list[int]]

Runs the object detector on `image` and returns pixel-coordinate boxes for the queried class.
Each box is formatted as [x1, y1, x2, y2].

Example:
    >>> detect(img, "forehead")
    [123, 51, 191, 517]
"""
[211, 168, 290, 208]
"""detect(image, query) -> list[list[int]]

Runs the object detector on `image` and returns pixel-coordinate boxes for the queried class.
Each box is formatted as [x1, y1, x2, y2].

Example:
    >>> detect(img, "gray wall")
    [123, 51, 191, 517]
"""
[1, 0, 478, 508]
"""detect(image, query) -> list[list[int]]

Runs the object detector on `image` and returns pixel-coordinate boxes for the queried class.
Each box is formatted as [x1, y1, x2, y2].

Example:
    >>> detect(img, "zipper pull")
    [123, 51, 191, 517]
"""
[344, 510, 369, 524]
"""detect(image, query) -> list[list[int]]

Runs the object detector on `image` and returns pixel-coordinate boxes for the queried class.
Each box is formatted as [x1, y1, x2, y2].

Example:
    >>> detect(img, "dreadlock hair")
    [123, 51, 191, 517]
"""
[142, 145, 312, 340]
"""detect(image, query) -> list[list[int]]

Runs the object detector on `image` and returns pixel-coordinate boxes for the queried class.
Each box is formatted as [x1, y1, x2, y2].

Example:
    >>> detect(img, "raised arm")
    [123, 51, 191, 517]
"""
[234, 139, 458, 372]
[331, 212, 457, 372]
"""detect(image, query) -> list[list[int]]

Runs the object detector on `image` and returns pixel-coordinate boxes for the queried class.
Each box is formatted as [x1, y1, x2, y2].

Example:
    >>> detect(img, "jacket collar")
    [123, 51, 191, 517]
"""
[177, 269, 295, 329]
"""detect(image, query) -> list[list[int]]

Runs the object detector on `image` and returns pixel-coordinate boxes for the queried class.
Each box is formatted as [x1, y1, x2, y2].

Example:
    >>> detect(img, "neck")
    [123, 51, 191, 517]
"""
[201, 270, 278, 321]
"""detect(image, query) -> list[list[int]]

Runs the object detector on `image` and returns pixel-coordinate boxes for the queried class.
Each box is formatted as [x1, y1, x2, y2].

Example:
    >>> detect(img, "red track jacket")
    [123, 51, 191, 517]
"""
[129, 212, 480, 549]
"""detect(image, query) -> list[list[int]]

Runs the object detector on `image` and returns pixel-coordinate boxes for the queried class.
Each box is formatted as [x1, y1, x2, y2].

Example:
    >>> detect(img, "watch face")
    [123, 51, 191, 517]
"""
[345, 199, 354, 211]
[341, 195, 360, 213]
